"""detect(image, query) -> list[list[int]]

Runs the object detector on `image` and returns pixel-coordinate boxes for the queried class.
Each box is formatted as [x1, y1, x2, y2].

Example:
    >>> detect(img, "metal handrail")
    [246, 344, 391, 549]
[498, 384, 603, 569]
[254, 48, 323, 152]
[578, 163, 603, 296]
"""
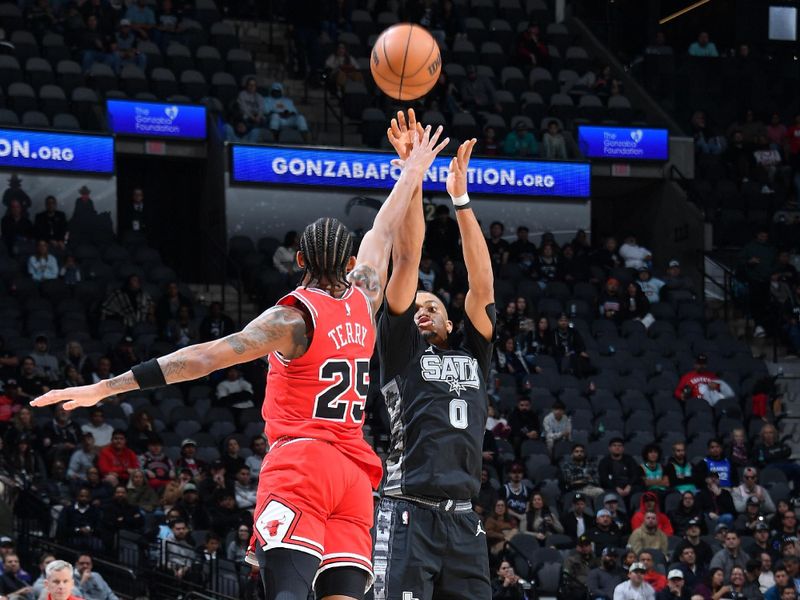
[322, 74, 345, 146]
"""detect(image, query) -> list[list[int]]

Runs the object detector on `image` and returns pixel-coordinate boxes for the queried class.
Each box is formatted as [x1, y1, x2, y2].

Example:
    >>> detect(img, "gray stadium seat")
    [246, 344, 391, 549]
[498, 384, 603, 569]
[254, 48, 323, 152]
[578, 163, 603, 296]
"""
[150, 67, 178, 98]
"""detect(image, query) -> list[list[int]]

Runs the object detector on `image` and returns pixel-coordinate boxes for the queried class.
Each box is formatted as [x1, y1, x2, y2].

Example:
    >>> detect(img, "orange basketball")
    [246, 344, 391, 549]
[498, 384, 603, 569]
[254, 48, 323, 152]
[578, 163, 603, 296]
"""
[370, 23, 442, 101]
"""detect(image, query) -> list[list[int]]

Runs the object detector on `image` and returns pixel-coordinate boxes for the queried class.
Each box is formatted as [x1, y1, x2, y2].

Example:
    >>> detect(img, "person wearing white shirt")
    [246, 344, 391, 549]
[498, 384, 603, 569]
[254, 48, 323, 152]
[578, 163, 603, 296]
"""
[216, 367, 254, 409]
[73, 555, 118, 600]
[637, 267, 665, 304]
[619, 235, 652, 270]
[233, 466, 257, 510]
[614, 563, 655, 600]
[27, 240, 59, 281]
[244, 435, 266, 478]
[542, 400, 572, 451]
[67, 433, 97, 480]
[272, 231, 301, 276]
[81, 408, 114, 447]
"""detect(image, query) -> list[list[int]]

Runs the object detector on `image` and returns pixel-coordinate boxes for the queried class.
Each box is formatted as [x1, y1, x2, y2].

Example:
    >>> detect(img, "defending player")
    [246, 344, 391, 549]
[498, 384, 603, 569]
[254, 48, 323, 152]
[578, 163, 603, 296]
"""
[373, 109, 495, 600]
[32, 125, 450, 600]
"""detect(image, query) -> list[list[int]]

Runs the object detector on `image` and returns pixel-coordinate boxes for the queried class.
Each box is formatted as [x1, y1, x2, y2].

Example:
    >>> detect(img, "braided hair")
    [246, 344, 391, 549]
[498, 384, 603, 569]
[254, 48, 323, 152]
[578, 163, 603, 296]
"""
[299, 217, 353, 291]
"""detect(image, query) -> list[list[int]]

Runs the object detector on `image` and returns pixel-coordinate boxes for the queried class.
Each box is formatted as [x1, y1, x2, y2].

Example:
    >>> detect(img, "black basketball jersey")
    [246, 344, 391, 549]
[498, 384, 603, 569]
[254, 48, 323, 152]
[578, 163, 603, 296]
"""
[377, 302, 495, 500]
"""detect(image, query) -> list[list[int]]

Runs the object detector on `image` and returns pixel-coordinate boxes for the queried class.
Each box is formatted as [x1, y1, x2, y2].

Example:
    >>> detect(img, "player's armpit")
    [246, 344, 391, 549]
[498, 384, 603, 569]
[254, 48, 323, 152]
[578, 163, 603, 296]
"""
[215, 305, 309, 363]
[464, 295, 495, 342]
[347, 262, 384, 315]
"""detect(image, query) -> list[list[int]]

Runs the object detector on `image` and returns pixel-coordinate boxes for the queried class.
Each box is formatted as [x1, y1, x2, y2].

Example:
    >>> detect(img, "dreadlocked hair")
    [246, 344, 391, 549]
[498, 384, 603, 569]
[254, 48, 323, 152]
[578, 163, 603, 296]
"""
[299, 217, 353, 291]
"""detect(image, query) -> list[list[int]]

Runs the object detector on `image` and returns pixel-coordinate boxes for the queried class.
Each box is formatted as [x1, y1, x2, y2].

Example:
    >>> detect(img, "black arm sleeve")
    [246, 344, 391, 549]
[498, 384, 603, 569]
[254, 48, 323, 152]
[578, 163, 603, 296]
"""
[377, 302, 426, 385]
[460, 303, 496, 380]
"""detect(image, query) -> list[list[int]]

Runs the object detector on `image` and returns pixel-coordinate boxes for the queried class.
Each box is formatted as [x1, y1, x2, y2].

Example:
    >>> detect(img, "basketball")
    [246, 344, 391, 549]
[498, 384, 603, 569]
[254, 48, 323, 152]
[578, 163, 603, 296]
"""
[370, 23, 442, 101]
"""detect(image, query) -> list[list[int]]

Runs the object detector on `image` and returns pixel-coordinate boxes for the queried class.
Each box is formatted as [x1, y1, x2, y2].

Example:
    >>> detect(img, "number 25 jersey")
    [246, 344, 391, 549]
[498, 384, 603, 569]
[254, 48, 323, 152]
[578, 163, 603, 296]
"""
[264, 285, 383, 489]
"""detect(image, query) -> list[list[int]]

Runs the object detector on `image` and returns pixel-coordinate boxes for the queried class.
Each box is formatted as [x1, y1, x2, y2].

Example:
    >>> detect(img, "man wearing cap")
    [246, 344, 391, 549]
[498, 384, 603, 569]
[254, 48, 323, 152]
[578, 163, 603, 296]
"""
[613, 563, 655, 600]
[589, 509, 623, 555]
[674, 355, 718, 402]
[588, 547, 626, 600]
[696, 470, 736, 528]
[175, 439, 206, 479]
[114, 19, 146, 74]
[565, 535, 601, 591]
[263, 82, 310, 142]
[710, 530, 750, 580]
[598, 438, 642, 505]
[564, 492, 595, 541]
[656, 570, 690, 600]
[139, 434, 174, 490]
[172, 482, 210, 531]
[661, 259, 696, 303]
[562, 443, 605, 499]
[745, 522, 775, 559]
[628, 511, 668, 556]
[603, 494, 630, 534]
[637, 267, 664, 305]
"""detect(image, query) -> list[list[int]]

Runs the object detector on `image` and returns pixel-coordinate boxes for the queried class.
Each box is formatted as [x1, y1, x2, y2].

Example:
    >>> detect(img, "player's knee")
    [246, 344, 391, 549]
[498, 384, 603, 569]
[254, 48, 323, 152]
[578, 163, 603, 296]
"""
[257, 547, 319, 599]
[315, 567, 367, 600]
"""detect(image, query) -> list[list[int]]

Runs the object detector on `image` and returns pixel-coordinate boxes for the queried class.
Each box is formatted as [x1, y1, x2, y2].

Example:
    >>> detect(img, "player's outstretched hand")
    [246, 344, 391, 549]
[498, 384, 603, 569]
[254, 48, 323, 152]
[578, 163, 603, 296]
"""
[31, 382, 107, 411]
[404, 125, 449, 176]
[446, 138, 477, 198]
[387, 108, 424, 161]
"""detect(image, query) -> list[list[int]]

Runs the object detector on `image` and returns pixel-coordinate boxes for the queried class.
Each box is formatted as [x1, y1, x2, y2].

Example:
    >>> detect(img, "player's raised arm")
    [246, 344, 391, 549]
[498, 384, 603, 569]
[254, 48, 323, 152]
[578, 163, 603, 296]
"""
[384, 109, 426, 316]
[348, 124, 448, 314]
[31, 305, 308, 410]
[448, 139, 495, 341]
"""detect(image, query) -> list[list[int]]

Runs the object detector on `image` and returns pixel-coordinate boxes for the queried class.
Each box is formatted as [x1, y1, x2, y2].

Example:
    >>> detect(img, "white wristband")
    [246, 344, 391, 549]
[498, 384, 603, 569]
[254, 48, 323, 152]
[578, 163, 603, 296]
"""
[450, 193, 470, 207]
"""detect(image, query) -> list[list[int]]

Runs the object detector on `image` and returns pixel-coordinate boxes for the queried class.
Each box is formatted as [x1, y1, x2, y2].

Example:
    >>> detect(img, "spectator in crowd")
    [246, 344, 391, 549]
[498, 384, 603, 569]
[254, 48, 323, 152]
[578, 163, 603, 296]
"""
[665, 441, 697, 494]
[237, 77, 266, 130]
[264, 82, 310, 142]
[0, 553, 33, 600]
[486, 221, 510, 272]
[542, 120, 568, 159]
[208, 490, 249, 539]
[126, 469, 160, 514]
[524, 492, 563, 541]
[221, 437, 246, 488]
[227, 523, 252, 563]
[735, 496, 767, 536]
[563, 492, 595, 541]
[162, 519, 195, 579]
[30, 553, 56, 600]
[491, 560, 529, 599]
[155, 282, 192, 333]
[2, 174, 31, 213]
[514, 22, 549, 67]
[81, 408, 113, 448]
[765, 566, 790, 600]
[417, 254, 437, 293]
[233, 466, 256, 511]
[757, 553, 774, 594]
[598, 437, 642, 502]
[638, 551, 667, 592]
[175, 439, 206, 479]
[669, 492, 703, 537]
[166, 306, 199, 349]
[674, 354, 718, 402]
[100, 274, 154, 329]
[140, 434, 174, 490]
[588, 509, 623, 554]
[74, 554, 117, 600]
[41, 404, 83, 464]
[127, 409, 155, 455]
[613, 562, 655, 600]
[56, 487, 103, 552]
[565, 534, 600, 592]
[619, 235, 652, 270]
[478, 126, 499, 156]
[768, 112, 788, 149]
[773, 509, 799, 543]
[272, 231, 301, 278]
[531, 242, 559, 285]
[59, 255, 81, 286]
[630, 490, 673, 536]
[692, 109, 727, 154]
[216, 366, 255, 409]
[656, 570, 689, 600]
[726, 428, 752, 470]
[173, 483, 210, 532]
[673, 518, 714, 569]
[542, 399, 571, 451]
[560, 243, 591, 285]
[437, 258, 467, 306]
[688, 31, 719, 57]
[588, 547, 626, 599]
[424, 204, 460, 261]
[324, 43, 362, 92]
[551, 313, 592, 378]
[628, 510, 669, 555]
[18, 357, 49, 399]
[593, 236, 623, 272]
[199, 302, 235, 342]
[508, 397, 539, 454]
[1, 199, 34, 256]
[674, 544, 704, 591]
[710, 531, 749, 580]
[517, 316, 552, 372]
[245, 435, 267, 476]
[119, 188, 151, 237]
[460, 65, 502, 115]
[739, 228, 777, 338]
[640, 446, 669, 496]
[725, 130, 756, 183]
[732, 466, 775, 516]
[754, 424, 800, 492]
[34, 196, 67, 249]
[125, 0, 156, 40]
[637, 266, 664, 304]
[502, 121, 539, 158]
[561, 442, 604, 498]
[80, 15, 116, 73]
[501, 463, 532, 523]
[98, 430, 139, 484]
[114, 19, 146, 73]
[743, 521, 772, 558]
[67, 432, 97, 481]
[599, 278, 624, 324]
[696, 438, 735, 489]
[224, 118, 262, 143]
[30, 336, 60, 383]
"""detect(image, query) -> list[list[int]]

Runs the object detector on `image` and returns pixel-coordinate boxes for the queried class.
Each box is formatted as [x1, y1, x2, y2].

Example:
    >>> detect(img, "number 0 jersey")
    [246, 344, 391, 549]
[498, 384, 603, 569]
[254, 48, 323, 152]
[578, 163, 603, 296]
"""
[378, 302, 495, 500]
[264, 285, 383, 489]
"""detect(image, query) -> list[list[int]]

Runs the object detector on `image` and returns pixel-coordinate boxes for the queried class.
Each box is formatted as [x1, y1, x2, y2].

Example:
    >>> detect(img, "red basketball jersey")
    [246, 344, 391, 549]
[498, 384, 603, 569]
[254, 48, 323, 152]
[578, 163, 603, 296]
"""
[263, 285, 383, 488]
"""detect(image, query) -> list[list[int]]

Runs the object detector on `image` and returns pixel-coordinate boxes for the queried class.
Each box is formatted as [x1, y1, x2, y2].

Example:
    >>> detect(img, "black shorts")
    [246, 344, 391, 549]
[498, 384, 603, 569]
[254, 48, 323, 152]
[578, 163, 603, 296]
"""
[372, 497, 491, 600]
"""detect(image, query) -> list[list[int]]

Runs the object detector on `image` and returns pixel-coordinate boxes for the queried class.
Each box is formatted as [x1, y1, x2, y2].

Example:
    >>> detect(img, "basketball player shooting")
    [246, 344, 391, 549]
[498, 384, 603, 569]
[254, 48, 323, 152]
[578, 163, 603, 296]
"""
[373, 109, 495, 600]
[32, 125, 450, 600]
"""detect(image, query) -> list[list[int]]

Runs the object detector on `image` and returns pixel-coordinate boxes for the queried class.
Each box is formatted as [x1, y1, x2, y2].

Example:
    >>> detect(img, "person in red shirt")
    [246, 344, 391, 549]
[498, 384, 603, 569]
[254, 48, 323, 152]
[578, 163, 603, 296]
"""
[43, 559, 81, 600]
[674, 354, 718, 401]
[630, 491, 674, 536]
[97, 429, 138, 484]
[33, 117, 448, 600]
[639, 550, 667, 592]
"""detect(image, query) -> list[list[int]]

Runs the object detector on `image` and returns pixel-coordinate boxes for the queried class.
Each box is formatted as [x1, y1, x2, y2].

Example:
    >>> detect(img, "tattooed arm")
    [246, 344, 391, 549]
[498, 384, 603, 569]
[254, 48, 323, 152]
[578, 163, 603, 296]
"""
[31, 306, 307, 410]
[349, 123, 449, 314]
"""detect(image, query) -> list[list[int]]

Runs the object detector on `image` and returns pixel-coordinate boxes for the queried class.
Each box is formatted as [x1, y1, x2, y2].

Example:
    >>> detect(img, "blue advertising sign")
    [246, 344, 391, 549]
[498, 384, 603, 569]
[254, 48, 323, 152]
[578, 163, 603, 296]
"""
[106, 99, 207, 139]
[230, 145, 591, 198]
[578, 125, 669, 161]
[0, 128, 114, 174]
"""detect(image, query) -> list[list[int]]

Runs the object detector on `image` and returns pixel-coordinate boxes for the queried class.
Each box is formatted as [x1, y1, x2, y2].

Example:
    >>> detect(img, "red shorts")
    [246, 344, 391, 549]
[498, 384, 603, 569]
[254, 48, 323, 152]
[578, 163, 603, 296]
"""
[253, 437, 374, 584]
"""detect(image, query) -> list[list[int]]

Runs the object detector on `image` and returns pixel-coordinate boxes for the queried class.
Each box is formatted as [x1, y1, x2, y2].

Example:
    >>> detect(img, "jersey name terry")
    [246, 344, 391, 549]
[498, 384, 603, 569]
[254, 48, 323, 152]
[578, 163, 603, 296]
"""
[419, 351, 480, 396]
[327, 321, 370, 350]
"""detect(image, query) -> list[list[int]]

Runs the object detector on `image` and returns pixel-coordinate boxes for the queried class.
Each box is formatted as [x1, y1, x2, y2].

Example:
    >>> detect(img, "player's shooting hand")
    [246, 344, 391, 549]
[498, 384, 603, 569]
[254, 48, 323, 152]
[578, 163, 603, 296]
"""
[387, 108, 424, 161]
[404, 125, 449, 177]
[30, 382, 107, 411]
[446, 138, 476, 198]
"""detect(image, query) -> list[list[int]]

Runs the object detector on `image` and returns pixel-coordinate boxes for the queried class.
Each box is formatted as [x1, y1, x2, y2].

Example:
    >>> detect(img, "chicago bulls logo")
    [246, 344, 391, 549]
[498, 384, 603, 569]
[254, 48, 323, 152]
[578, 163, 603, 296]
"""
[255, 500, 296, 546]
[264, 516, 286, 537]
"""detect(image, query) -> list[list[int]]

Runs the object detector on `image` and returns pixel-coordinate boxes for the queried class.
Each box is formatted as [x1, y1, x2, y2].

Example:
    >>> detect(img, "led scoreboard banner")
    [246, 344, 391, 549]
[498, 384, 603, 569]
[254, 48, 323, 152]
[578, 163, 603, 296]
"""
[578, 125, 669, 161]
[230, 145, 591, 198]
[107, 99, 207, 140]
[0, 128, 114, 174]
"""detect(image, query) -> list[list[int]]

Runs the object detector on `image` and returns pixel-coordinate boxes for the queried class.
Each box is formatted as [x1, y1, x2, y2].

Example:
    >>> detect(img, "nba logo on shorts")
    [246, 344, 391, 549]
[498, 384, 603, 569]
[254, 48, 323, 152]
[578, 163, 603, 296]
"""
[255, 500, 296, 545]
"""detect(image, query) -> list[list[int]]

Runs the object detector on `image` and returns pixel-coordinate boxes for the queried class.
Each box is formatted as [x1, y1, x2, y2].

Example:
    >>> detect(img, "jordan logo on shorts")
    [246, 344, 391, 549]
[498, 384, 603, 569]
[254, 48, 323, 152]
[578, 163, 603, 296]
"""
[475, 521, 486, 537]
[402, 593, 419, 600]
[256, 500, 296, 545]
